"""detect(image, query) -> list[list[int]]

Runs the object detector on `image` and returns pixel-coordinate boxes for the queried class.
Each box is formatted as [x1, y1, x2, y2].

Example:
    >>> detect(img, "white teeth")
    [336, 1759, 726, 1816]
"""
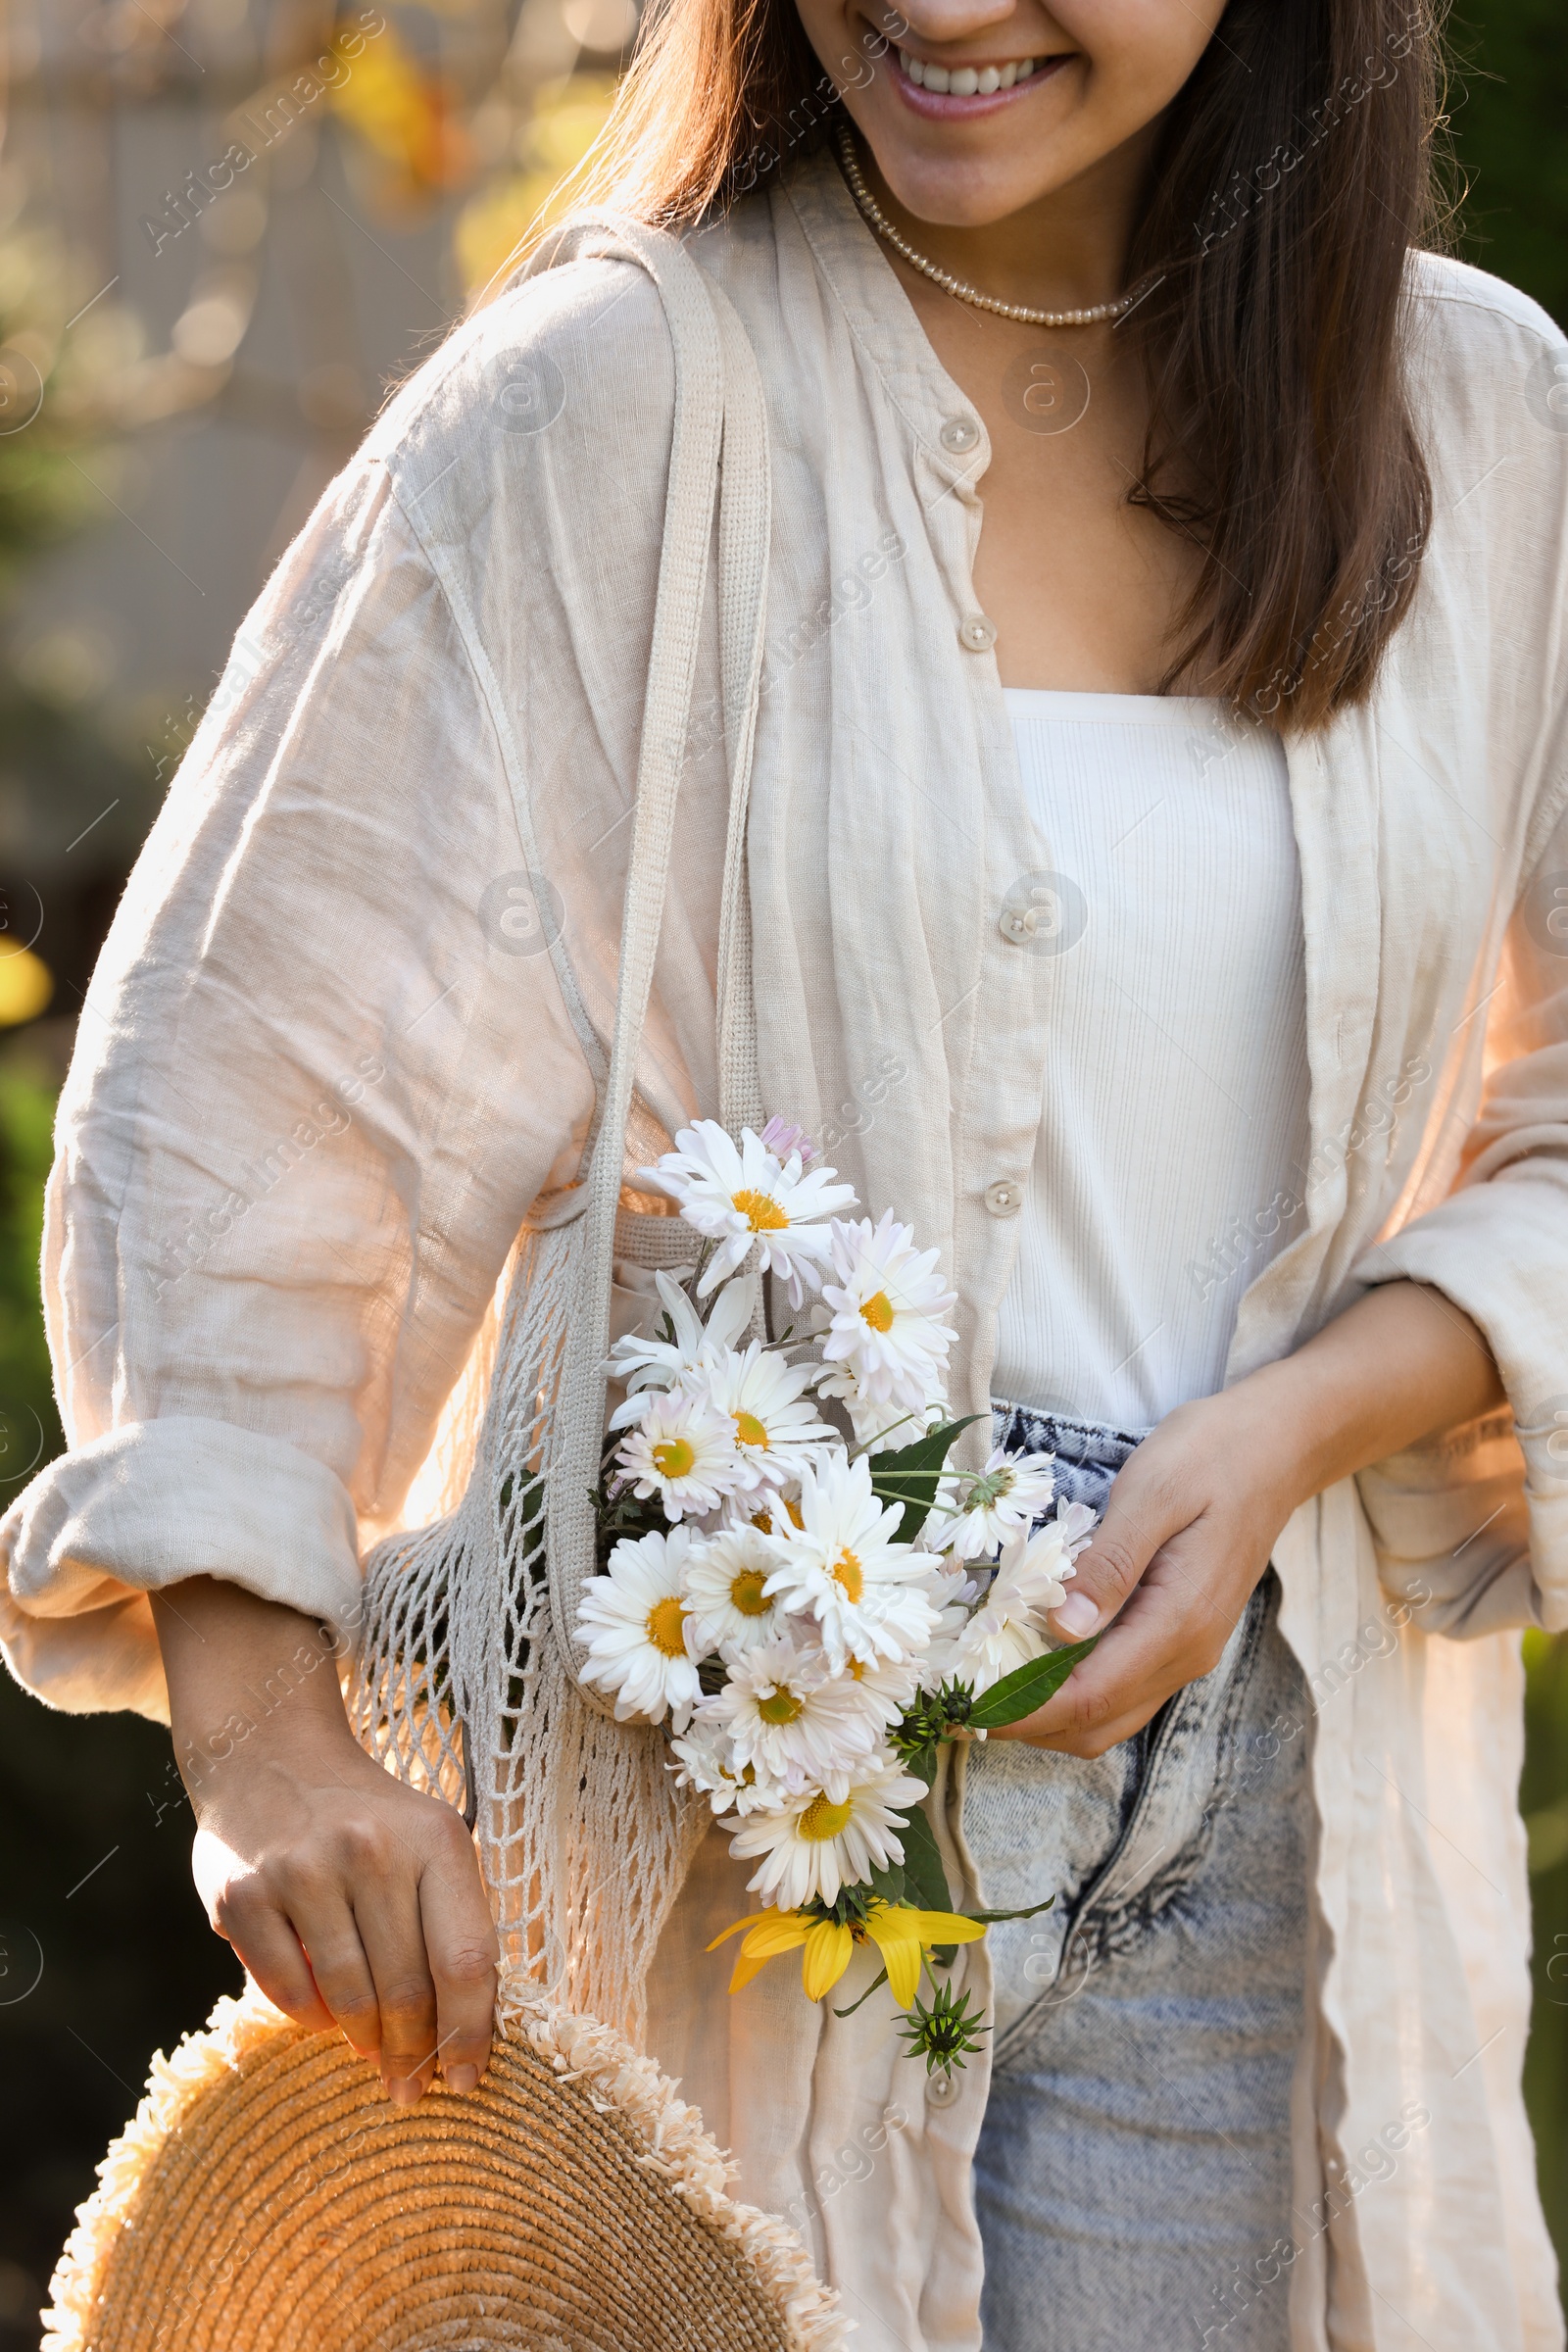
[901, 48, 1038, 97]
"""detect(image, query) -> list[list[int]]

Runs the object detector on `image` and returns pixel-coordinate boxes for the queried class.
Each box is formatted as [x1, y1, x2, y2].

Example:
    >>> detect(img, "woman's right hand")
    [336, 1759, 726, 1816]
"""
[152, 1576, 498, 2105]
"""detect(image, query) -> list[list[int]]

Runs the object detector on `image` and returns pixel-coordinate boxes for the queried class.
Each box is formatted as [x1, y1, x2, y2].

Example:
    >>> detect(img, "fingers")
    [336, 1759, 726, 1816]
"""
[213, 1824, 418, 2078]
[418, 1814, 500, 2097]
[350, 1864, 440, 2101]
[194, 1777, 495, 2106]
[1019, 1612, 1175, 1754]
[1049, 1448, 1200, 1642]
[329, 1799, 496, 2101]
[291, 1883, 385, 2060]
[985, 1624, 1125, 1752]
[202, 1838, 337, 2034]
[999, 1402, 1283, 1756]
[343, 1808, 499, 2100]
[1004, 1544, 1230, 1755]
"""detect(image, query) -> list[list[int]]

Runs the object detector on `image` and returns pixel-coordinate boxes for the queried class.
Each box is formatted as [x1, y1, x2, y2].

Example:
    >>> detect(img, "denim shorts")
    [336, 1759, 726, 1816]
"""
[965, 1403, 1312, 2351]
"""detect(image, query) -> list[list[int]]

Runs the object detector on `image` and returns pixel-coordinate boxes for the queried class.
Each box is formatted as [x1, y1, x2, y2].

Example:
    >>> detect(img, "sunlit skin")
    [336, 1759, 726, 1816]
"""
[150, 4, 1508, 2103]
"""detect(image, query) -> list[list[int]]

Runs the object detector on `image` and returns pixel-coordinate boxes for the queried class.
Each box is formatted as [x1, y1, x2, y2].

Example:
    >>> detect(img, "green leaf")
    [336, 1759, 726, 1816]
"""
[965, 1895, 1055, 1925]
[896, 1799, 955, 1914]
[923, 1890, 1056, 1966]
[832, 1965, 890, 2020]
[866, 1855, 906, 1906]
[868, 1415, 983, 1541]
[965, 1636, 1100, 1731]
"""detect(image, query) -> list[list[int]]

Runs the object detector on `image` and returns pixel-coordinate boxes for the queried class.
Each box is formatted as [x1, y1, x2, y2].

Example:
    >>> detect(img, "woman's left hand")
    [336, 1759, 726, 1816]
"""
[988, 1381, 1299, 1755]
[992, 1278, 1506, 1756]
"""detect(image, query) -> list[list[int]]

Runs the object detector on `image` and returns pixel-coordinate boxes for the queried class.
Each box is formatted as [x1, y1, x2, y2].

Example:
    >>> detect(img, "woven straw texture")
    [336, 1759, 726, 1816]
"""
[44, 1981, 845, 2352]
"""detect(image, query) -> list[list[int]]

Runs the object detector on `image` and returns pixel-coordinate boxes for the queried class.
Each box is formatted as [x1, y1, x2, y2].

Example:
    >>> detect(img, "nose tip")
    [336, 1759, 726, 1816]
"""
[879, 0, 1027, 37]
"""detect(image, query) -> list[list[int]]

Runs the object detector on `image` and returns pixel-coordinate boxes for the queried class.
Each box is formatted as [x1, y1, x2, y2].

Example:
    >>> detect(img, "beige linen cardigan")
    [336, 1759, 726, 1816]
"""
[4, 150, 1568, 2349]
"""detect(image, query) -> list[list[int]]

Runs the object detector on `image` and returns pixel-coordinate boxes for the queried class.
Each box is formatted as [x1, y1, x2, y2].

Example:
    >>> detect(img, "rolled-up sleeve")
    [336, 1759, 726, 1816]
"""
[1354, 788, 1568, 1631]
[0, 454, 596, 1716]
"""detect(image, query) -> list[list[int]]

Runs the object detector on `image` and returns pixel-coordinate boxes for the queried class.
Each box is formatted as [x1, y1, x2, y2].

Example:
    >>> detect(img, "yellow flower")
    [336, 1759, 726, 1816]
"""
[708, 1899, 985, 2006]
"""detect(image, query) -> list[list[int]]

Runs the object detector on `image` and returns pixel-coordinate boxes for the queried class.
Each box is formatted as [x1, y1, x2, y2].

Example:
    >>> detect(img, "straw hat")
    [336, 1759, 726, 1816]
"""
[42, 1979, 845, 2352]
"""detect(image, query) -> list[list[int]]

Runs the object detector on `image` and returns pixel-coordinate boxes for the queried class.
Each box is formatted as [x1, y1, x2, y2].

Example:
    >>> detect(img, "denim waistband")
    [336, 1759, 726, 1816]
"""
[990, 1398, 1149, 1519]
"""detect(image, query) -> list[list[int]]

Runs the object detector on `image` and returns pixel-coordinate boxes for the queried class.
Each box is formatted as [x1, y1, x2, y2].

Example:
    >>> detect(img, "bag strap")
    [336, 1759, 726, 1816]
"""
[521, 216, 770, 1675]
[708, 272, 769, 1140]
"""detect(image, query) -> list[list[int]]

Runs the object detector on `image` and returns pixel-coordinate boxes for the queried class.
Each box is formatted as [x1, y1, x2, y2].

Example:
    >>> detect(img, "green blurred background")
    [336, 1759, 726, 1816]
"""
[0, 0, 1565, 2342]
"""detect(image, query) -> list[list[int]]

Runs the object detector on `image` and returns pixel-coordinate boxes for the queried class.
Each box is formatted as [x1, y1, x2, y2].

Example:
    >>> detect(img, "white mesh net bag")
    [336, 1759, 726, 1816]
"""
[349, 218, 770, 2048]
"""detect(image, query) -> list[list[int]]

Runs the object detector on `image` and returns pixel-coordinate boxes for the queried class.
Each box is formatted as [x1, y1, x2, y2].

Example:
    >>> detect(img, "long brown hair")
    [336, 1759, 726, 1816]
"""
[525, 0, 1451, 725]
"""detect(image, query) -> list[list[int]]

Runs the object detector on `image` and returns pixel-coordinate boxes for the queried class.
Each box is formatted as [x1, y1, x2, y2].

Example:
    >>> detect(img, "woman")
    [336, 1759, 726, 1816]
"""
[4, 0, 1565, 2342]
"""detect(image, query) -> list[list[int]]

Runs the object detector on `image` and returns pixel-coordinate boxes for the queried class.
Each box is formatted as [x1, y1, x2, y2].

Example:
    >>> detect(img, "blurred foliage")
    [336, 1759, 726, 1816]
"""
[0, 222, 117, 584]
[329, 15, 478, 218]
[0, 185, 203, 458]
[1450, 0, 1568, 326]
[0, 199, 156, 951]
[1524, 1632, 1568, 2278]
[454, 72, 616, 292]
[0, 1070, 61, 1472]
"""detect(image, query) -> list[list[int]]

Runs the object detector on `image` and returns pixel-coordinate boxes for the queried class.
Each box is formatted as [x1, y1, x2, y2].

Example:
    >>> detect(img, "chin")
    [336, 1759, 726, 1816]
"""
[845, 111, 1087, 229]
[860, 157, 1059, 229]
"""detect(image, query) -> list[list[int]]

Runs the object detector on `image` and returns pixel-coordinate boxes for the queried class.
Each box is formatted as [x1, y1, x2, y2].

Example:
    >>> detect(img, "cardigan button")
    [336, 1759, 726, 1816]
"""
[984, 1179, 1024, 1218]
[1000, 869, 1089, 956]
[940, 416, 980, 453]
[925, 2066, 963, 2107]
[959, 614, 998, 653]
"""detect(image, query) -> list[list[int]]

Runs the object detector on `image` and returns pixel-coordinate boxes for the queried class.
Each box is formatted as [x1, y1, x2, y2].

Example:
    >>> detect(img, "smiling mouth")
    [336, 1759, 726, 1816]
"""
[894, 46, 1064, 98]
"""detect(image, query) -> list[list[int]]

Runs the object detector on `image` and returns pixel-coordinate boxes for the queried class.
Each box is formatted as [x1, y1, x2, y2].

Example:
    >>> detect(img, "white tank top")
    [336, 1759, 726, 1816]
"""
[991, 689, 1311, 1429]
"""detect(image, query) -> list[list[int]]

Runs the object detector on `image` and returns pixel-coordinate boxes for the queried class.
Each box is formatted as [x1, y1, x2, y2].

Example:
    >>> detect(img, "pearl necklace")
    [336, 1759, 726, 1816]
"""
[835, 123, 1140, 328]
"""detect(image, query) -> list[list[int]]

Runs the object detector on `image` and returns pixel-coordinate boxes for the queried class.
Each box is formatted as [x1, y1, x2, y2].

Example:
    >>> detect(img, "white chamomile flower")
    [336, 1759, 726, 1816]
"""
[926, 1446, 1060, 1561]
[1052, 1499, 1100, 1561]
[614, 1386, 740, 1521]
[668, 1712, 780, 1818]
[683, 1523, 795, 1655]
[698, 1342, 837, 1494]
[710, 1634, 883, 1795]
[762, 1449, 941, 1672]
[726, 1754, 929, 1910]
[606, 1270, 757, 1430]
[740, 1494, 802, 1540]
[902, 1562, 976, 1694]
[843, 1647, 923, 1728]
[816, 1209, 957, 1413]
[927, 1558, 984, 1639]
[640, 1120, 858, 1304]
[838, 1377, 946, 1458]
[575, 1527, 703, 1728]
[926, 1515, 1089, 1697]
